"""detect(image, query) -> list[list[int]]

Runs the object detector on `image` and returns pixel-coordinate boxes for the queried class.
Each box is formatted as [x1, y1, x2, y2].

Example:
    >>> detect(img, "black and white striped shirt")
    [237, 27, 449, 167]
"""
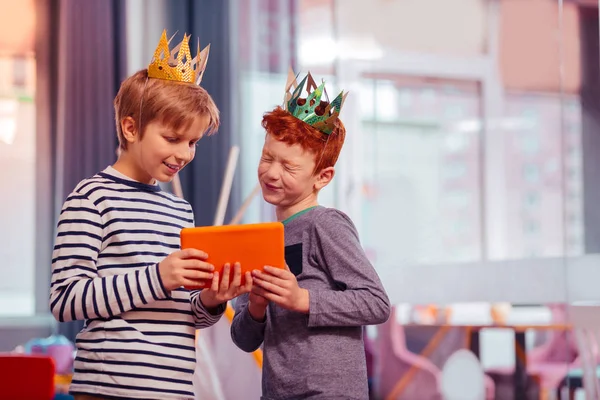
[50, 166, 224, 399]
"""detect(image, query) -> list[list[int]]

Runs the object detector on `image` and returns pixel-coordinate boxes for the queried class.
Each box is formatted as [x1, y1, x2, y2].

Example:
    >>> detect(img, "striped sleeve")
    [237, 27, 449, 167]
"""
[189, 290, 226, 328]
[49, 193, 169, 322]
[183, 207, 226, 328]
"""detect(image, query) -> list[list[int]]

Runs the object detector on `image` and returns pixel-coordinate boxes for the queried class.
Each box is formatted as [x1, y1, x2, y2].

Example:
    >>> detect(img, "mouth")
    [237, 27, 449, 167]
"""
[163, 162, 182, 174]
[264, 182, 280, 191]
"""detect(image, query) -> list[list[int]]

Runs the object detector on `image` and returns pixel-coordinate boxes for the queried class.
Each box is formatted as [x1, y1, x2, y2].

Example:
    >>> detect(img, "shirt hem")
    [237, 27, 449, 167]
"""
[69, 385, 194, 400]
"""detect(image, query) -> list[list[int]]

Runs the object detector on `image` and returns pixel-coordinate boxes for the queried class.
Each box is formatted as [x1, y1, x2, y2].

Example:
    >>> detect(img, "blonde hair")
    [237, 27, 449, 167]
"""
[114, 69, 220, 149]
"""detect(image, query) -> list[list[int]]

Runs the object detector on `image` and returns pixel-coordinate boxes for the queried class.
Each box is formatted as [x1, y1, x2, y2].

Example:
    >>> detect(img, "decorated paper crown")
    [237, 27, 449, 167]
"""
[147, 30, 210, 85]
[283, 69, 348, 135]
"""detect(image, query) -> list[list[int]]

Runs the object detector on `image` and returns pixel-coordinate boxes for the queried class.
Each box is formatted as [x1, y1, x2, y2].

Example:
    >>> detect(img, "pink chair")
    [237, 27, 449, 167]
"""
[375, 306, 496, 400]
[486, 304, 578, 394]
[374, 307, 442, 400]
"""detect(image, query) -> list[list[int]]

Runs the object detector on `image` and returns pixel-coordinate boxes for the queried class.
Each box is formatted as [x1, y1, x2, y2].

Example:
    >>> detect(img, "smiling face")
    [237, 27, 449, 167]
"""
[117, 115, 209, 184]
[112, 70, 220, 184]
[258, 133, 334, 216]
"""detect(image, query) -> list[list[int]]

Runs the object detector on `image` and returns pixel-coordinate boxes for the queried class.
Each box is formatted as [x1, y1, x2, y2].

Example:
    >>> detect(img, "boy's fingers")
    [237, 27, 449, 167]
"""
[251, 286, 269, 298]
[183, 260, 214, 271]
[220, 264, 231, 291]
[210, 272, 219, 292]
[181, 278, 210, 288]
[244, 271, 253, 290]
[253, 276, 285, 296]
[230, 263, 242, 288]
[254, 270, 285, 286]
[182, 248, 208, 260]
[252, 287, 280, 304]
[263, 266, 288, 278]
[185, 270, 214, 281]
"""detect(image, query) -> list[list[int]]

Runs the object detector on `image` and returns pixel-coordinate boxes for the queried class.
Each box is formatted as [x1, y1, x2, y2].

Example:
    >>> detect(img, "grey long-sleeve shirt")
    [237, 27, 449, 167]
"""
[231, 206, 391, 400]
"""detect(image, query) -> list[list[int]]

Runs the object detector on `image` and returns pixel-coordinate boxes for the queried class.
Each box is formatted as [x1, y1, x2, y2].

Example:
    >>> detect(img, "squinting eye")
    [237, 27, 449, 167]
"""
[165, 137, 178, 143]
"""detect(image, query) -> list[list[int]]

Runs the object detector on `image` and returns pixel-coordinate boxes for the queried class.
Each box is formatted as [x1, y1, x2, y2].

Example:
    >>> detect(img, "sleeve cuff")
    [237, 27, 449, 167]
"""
[195, 293, 227, 325]
[307, 289, 322, 327]
[207, 301, 227, 316]
[242, 304, 268, 327]
[150, 263, 171, 299]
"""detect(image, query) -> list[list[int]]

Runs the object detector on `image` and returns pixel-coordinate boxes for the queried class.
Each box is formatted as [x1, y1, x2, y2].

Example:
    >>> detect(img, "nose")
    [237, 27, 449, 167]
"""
[262, 162, 281, 181]
[175, 143, 194, 164]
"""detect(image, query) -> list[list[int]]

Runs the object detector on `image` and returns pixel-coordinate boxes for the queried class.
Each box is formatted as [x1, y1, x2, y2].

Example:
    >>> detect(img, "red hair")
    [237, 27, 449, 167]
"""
[261, 106, 346, 173]
[114, 69, 220, 149]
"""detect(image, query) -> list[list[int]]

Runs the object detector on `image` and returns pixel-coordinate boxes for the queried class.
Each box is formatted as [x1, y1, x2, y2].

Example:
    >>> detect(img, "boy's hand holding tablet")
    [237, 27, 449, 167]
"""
[200, 262, 253, 309]
[251, 266, 309, 313]
[179, 222, 286, 308]
[158, 248, 215, 291]
[158, 248, 251, 309]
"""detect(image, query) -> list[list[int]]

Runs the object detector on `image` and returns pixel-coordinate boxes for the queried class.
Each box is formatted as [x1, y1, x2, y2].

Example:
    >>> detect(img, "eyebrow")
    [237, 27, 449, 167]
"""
[262, 150, 301, 167]
[282, 159, 301, 168]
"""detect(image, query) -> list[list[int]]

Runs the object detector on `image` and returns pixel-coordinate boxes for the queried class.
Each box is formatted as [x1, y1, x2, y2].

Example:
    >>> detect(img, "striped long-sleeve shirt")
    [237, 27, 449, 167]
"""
[50, 166, 224, 399]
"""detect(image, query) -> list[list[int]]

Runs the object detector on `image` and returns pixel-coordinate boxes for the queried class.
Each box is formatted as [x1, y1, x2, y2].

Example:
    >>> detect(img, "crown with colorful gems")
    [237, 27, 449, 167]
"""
[147, 29, 210, 85]
[283, 69, 348, 135]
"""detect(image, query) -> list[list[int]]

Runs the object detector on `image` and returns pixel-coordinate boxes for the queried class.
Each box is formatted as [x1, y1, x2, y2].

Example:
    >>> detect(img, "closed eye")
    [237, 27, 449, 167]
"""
[283, 163, 300, 172]
[165, 137, 179, 144]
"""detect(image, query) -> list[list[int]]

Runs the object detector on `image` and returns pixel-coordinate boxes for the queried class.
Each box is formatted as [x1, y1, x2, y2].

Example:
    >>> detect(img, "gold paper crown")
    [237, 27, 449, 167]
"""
[147, 30, 210, 85]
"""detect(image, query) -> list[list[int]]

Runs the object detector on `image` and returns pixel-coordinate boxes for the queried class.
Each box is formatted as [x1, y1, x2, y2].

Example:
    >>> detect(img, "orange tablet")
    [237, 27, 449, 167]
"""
[180, 222, 285, 289]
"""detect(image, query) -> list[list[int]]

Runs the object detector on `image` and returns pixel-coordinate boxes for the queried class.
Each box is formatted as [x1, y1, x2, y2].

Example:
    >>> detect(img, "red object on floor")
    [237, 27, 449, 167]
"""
[0, 354, 55, 400]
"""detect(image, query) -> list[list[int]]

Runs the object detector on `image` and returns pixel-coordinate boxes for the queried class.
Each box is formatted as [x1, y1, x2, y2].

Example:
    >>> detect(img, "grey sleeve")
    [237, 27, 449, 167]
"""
[230, 293, 267, 352]
[308, 209, 391, 328]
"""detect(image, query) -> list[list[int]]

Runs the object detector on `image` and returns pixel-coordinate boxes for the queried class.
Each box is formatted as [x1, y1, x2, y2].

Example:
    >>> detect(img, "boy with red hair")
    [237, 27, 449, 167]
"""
[231, 72, 391, 399]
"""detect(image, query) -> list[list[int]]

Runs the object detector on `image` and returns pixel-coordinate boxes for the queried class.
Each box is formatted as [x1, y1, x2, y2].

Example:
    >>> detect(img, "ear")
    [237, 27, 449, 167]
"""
[120, 117, 138, 145]
[314, 166, 335, 191]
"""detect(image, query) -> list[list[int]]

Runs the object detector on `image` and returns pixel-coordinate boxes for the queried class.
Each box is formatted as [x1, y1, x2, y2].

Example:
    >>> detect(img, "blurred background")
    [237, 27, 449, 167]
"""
[2, 0, 600, 399]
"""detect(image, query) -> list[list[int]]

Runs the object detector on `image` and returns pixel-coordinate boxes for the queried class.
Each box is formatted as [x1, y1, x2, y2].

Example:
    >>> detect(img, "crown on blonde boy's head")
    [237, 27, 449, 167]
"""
[261, 106, 346, 174]
[113, 69, 220, 150]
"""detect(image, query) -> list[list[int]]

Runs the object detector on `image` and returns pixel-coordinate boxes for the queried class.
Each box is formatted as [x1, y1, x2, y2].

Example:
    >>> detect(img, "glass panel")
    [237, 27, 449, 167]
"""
[0, 0, 36, 317]
[360, 78, 483, 265]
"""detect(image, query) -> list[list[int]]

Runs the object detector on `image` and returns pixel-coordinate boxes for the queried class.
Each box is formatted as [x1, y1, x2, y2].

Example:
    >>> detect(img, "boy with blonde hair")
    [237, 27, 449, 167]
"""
[50, 31, 250, 399]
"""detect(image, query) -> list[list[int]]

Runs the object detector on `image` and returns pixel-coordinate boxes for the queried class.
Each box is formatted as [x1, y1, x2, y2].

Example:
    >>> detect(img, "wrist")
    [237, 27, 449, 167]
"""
[248, 301, 267, 322]
[199, 290, 221, 310]
[155, 263, 173, 294]
[157, 262, 175, 291]
[295, 288, 310, 314]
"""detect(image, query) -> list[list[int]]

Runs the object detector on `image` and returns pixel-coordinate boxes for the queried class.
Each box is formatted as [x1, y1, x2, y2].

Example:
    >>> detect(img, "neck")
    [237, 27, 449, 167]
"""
[275, 194, 318, 222]
[113, 151, 155, 184]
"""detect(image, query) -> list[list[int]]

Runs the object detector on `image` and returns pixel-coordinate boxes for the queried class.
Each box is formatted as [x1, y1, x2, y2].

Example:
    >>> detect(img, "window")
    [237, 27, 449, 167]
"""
[524, 192, 540, 207]
[0, 0, 36, 317]
[522, 164, 540, 184]
[358, 79, 483, 265]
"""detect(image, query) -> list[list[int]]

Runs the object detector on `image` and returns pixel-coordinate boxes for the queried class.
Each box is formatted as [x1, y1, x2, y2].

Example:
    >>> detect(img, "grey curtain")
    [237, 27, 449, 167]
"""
[165, 0, 240, 226]
[163, 0, 298, 225]
[43, 0, 127, 341]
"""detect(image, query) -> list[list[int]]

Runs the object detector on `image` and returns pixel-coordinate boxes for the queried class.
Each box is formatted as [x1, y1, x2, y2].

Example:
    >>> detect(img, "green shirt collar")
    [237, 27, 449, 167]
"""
[281, 206, 318, 226]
